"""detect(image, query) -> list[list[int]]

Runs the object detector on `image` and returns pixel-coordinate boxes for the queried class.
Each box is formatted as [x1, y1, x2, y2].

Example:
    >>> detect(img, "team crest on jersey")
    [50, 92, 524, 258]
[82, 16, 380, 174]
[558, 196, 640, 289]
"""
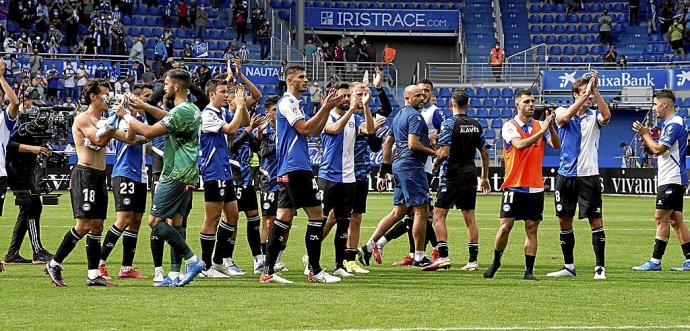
[263, 202, 271, 210]
[666, 189, 673, 195]
[123, 197, 131, 206]
[82, 203, 92, 211]
[503, 204, 510, 212]
[556, 204, 562, 211]
[220, 189, 225, 196]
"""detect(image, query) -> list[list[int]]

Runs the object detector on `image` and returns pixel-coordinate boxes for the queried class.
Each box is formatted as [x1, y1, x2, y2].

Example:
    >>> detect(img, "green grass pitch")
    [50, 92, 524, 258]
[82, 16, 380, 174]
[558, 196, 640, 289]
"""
[1, 191, 689, 330]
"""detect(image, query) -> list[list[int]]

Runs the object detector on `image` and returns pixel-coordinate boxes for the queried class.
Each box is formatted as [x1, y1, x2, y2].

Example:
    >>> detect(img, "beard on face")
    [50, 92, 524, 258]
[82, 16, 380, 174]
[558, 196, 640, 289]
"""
[165, 92, 176, 110]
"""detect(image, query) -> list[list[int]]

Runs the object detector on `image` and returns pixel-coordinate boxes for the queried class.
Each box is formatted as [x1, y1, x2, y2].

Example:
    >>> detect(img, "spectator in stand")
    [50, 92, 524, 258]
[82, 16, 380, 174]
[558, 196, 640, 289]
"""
[603, 44, 617, 68]
[83, 32, 97, 55]
[314, 44, 324, 62]
[31, 69, 47, 100]
[120, 0, 133, 18]
[236, 9, 248, 43]
[29, 49, 43, 73]
[3, 33, 15, 53]
[65, 7, 80, 48]
[178, 1, 190, 29]
[334, 41, 344, 73]
[599, 10, 613, 45]
[164, 2, 174, 27]
[189, 0, 198, 27]
[630, 0, 640, 26]
[344, 38, 360, 73]
[163, 28, 175, 58]
[34, 35, 46, 53]
[618, 55, 628, 69]
[81, 0, 94, 27]
[0, 25, 5, 52]
[668, 19, 685, 57]
[195, 5, 208, 39]
[620, 142, 636, 168]
[35, 2, 50, 40]
[304, 39, 317, 62]
[18, 32, 32, 54]
[62, 95, 77, 108]
[183, 42, 193, 59]
[141, 67, 156, 83]
[63, 63, 77, 101]
[0, 0, 7, 28]
[94, 62, 109, 79]
[19, 4, 32, 31]
[154, 35, 168, 77]
[112, 30, 127, 56]
[251, 6, 265, 44]
[223, 43, 237, 60]
[129, 35, 145, 65]
[259, 23, 271, 60]
[565, 0, 579, 15]
[488, 41, 504, 82]
[45, 64, 60, 105]
[47, 25, 63, 55]
[659, 2, 674, 35]
[195, 64, 211, 88]
[237, 41, 250, 62]
[381, 43, 396, 64]
[361, 38, 376, 63]
[130, 61, 144, 84]
[76, 61, 88, 99]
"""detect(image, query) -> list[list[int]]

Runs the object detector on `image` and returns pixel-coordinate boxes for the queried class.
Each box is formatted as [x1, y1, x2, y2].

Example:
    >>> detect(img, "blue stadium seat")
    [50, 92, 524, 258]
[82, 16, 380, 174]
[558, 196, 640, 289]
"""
[583, 35, 595, 44]
[470, 99, 481, 108]
[559, 56, 571, 63]
[495, 99, 507, 108]
[491, 119, 503, 128]
[532, 35, 544, 44]
[530, 25, 541, 34]
[555, 4, 565, 12]
[555, 14, 566, 23]
[565, 25, 577, 34]
[530, 4, 541, 12]
[529, 15, 540, 24]
[501, 88, 513, 98]
[672, 55, 682, 62]
[675, 98, 683, 107]
[476, 88, 488, 98]
[567, 15, 578, 23]
[542, 14, 554, 23]
[140, 28, 152, 37]
[484, 128, 497, 138]
[476, 109, 488, 118]
[477, 119, 489, 128]
[591, 45, 602, 54]
[684, 98, 690, 107]
[439, 88, 451, 98]
[464, 87, 475, 97]
[173, 40, 183, 49]
[545, 35, 557, 44]
[129, 27, 140, 36]
[563, 46, 575, 55]
[576, 45, 588, 55]
[488, 108, 500, 118]
[501, 108, 513, 118]
[549, 46, 562, 55]
[581, 14, 592, 23]
[146, 39, 155, 49]
[482, 99, 494, 108]
[488, 88, 500, 98]
[542, 25, 553, 34]
[466, 108, 476, 117]
[577, 25, 589, 34]
[557, 35, 569, 44]
[145, 17, 156, 26]
[133, 16, 144, 26]
[554, 25, 565, 34]
[122, 16, 132, 25]
[437, 98, 447, 107]
[543, 4, 554, 12]
[572, 56, 584, 63]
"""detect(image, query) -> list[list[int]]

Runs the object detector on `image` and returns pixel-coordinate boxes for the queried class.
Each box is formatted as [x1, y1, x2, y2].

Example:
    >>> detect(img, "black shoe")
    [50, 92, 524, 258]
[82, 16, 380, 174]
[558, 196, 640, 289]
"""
[524, 272, 539, 281]
[412, 256, 433, 268]
[45, 262, 66, 287]
[483, 262, 501, 279]
[0, 261, 5, 272]
[357, 246, 371, 266]
[33, 249, 54, 264]
[4, 252, 32, 264]
[86, 276, 117, 287]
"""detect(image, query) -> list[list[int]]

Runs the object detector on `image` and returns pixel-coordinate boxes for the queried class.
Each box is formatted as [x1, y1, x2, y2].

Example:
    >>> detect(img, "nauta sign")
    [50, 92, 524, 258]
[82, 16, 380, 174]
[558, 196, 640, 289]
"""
[542, 69, 690, 91]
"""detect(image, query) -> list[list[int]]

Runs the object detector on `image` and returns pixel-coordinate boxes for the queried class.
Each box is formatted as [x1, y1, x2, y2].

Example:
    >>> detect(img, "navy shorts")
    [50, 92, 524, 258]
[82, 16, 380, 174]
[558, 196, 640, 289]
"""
[392, 166, 430, 208]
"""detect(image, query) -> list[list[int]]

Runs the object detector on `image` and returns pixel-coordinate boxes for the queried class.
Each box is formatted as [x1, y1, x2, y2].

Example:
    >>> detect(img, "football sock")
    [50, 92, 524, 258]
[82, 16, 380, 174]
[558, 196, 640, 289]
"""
[151, 222, 193, 263]
[483, 250, 504, 278]
[493, 249, 504, 265]
[334, 218, 350, 268]
[365, 239, 375, 252]
[591, 226, 606, 267]
[405, 216, 415, 254]
[305, 220, 324, 274]
[85, 233, 102, 275]
[560, 227, 575, 265]
[425, 218, 437, 248]
[468, 243, 479, 263]
[151, 231, 164, 268]
[525, 254, 536, 274]
[652, 236, 668, 262]
[121, 230, 138, 268]
[53, 228, 83, 264]
[345, 248, 358, 262]
[247, 215, 262, 257]
[169, 226, 185, 273]
[375, 237, 388, 248]
[214, 222, 234, 264]
[100, 224, 123, 263]
[437, 241, 449, 258]
[265, 219, 290, 274]
[200, 232, 216, 269]
[382, 218, 408, 242]
[680, 242, 690, 260]
[414, 250, 424, 262]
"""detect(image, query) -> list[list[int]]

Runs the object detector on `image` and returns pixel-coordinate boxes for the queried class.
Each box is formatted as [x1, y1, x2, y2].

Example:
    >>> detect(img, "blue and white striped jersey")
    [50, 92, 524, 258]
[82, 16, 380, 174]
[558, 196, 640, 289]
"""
[318, 111, 362, 183]
[198, 105, 233, 181]
[556, 107, 606, 177]
[658, 115, 688, 186]
[112, 115, 147, 183]
[276, 92, 311, 176]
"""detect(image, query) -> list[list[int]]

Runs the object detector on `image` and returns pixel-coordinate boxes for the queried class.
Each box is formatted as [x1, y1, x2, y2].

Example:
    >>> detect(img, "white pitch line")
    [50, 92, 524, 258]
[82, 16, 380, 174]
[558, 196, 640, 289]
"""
[306, 325, 690, 331]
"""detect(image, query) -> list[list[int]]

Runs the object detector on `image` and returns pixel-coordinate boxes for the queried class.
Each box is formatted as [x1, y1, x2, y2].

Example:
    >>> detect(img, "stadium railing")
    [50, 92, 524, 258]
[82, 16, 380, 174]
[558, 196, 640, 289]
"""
[425, 61, 690, 86]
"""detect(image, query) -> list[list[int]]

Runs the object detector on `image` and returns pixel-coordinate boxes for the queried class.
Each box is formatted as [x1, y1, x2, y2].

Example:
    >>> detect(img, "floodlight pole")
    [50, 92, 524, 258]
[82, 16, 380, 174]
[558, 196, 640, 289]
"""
[296, 0, 305, 58]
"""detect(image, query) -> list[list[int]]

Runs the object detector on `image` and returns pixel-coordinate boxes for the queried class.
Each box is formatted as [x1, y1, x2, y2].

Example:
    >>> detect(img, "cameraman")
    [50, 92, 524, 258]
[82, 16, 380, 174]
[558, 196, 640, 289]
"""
[0, 58, 20, 271]
[3, 131, 54, 264]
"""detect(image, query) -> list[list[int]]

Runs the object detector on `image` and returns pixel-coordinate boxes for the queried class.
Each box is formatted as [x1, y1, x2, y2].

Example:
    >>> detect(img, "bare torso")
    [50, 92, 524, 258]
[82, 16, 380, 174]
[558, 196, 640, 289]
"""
[72, 111, 108, 170]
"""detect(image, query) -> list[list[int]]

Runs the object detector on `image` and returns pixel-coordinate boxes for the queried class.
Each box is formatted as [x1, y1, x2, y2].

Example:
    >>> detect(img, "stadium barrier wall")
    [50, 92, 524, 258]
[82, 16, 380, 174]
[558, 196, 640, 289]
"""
[39, 166, 669, 196]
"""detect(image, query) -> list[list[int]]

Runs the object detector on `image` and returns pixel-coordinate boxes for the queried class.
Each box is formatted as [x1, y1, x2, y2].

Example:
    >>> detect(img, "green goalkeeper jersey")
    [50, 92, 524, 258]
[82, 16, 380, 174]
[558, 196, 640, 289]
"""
[159, 100, 201, 185]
